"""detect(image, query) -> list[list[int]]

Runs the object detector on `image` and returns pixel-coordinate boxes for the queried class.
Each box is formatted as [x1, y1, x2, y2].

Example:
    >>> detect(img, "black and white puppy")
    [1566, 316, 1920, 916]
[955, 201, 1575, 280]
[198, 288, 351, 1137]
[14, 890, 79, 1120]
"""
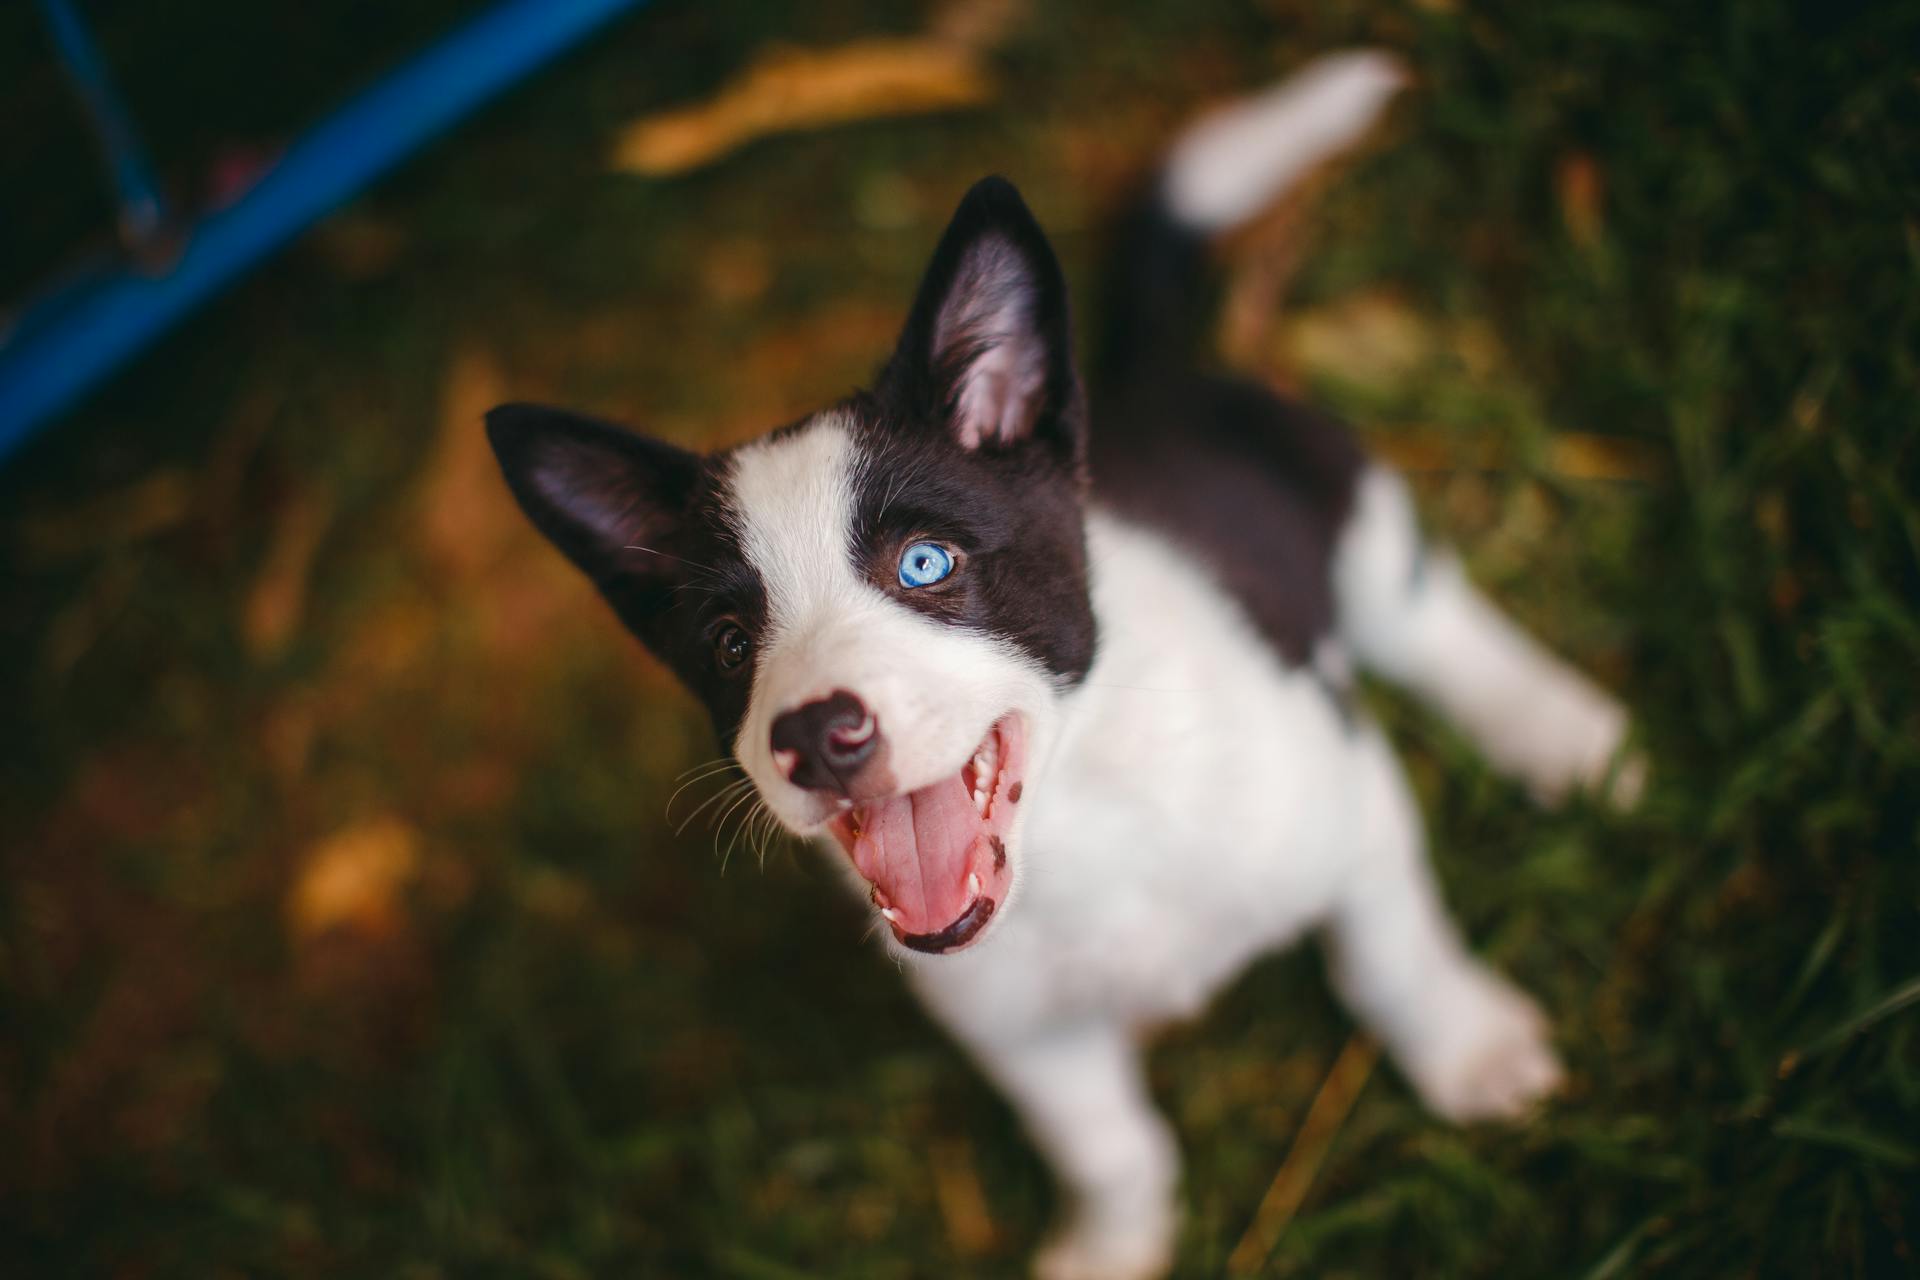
[487, 52, 1639, 1280]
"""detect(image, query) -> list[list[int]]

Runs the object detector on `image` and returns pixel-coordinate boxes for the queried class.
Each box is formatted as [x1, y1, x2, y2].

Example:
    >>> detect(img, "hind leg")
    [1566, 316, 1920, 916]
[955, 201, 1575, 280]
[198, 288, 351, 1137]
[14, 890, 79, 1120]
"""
[1332, 467, 1644, 806]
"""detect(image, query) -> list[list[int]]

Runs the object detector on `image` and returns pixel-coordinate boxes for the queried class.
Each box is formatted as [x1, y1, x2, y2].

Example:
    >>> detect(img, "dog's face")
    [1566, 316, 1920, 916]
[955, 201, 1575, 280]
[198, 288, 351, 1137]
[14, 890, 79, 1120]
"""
[488, 179, 1095, 955]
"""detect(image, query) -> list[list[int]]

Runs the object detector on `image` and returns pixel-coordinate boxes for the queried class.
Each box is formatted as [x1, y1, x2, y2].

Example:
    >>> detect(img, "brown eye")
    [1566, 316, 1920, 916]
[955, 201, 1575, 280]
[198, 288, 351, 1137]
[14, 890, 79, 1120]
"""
[713, 624, 752, 672]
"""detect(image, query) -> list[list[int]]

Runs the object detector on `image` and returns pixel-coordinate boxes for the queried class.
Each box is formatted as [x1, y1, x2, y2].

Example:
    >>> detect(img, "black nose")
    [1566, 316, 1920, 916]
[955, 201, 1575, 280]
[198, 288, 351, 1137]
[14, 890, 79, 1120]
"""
[770, 690, 881, 794]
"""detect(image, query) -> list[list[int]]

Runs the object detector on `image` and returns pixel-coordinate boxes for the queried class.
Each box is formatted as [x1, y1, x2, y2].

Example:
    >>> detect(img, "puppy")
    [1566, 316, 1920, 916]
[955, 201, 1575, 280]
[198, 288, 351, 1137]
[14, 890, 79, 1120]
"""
[486, 51, 1639, 1280]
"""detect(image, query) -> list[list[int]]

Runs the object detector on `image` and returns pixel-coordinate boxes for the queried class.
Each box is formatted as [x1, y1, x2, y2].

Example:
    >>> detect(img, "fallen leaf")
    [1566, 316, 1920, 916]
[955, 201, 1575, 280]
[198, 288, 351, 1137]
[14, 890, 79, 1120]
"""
[242, 484, 333, 661]
[611, 38, 993, 176]
[1281, 291, 1436, 392]
[288, 816, 422, 943]
[1556, 150, 1606, 248]
[930, 1136, 999, 1256]
[1547, 432, 1664, 482]
[1374, 429, 1663, 483]
[18, 470, 194, 564]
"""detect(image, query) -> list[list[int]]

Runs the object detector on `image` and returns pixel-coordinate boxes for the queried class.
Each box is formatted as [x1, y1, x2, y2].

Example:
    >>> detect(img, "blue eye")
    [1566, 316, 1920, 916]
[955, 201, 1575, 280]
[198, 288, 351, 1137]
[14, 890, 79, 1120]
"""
[897, 541, 954, 588]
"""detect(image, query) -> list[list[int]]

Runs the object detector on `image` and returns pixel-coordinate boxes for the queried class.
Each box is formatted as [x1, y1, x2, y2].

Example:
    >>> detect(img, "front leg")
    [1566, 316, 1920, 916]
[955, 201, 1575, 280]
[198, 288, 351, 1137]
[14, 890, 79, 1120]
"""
[1325, 749, 1564, 1121]
[971, 1021, 1180, 1280]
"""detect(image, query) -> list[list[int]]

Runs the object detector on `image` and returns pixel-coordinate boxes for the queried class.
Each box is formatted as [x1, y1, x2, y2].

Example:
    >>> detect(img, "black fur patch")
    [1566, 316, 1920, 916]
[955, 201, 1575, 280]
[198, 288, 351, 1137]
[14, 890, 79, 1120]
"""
[850, 177, 1099, 684]
[486, 404, 769, 745]
[1095, 183, 1215, 384]
[1089, 373, 1365, 667]
[844, 397, 1097, 685]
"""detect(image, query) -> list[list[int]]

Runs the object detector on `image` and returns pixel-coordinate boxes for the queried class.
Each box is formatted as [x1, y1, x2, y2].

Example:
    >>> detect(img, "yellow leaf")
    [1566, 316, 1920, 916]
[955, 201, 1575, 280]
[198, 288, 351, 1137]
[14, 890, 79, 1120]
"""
[611, 39, 993, 177]
[288, 817, 422, 942]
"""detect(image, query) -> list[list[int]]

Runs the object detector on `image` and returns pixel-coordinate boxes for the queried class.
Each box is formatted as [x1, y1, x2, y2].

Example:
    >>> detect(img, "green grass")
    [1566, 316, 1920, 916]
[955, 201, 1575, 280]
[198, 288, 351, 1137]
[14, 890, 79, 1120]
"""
[2, 1, 1917, 1275]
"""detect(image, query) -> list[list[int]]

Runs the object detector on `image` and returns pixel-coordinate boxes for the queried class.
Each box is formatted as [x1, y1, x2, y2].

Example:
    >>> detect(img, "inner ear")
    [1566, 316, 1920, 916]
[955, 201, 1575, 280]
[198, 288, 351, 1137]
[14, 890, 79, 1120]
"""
[881, 177, 1082, 458]
[485, 402, 701, 587]
[935, 236, 1050, 449]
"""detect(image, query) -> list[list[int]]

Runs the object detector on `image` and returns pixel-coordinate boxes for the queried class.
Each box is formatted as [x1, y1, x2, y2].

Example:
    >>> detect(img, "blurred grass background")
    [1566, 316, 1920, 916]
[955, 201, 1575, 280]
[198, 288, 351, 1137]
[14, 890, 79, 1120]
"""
[2, 0, 1917, 1275]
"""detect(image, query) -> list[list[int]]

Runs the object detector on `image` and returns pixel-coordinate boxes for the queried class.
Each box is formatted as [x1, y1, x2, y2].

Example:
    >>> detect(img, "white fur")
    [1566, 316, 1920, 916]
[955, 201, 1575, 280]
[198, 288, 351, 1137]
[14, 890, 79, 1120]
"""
[1165, 49, 1408, 231]
[1333, 468, 1644, 806]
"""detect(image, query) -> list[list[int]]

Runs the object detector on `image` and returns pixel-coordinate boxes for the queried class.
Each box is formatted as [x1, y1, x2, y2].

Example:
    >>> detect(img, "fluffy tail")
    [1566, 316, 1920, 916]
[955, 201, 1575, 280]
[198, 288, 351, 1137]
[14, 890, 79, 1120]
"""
[1096, 49, 1407, 382]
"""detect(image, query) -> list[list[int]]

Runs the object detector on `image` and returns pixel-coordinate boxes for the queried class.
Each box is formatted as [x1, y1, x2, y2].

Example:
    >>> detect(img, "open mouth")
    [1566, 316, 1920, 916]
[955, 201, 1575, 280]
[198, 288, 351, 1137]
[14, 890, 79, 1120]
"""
[827, 714, 1024, 955]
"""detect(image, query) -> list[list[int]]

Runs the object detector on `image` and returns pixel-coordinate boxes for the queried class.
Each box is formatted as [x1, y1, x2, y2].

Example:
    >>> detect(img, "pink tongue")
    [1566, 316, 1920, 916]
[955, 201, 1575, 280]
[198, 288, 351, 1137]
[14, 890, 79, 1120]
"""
[857, 773, 979, 931]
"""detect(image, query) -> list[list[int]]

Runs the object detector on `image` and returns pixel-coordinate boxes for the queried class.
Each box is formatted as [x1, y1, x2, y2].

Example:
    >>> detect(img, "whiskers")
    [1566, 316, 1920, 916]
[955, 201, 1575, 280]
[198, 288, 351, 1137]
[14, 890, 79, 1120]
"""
[623, 543, 717, 575]
[667, 757, 749, 832]
[624, 542, 732, 604]
[665, 755, 794, 874]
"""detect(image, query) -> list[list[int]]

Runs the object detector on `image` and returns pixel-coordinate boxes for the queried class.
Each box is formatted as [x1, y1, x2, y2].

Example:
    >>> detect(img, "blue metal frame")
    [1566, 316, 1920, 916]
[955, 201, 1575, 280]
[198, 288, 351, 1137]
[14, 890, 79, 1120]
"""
[38, 0, 169, 247]
[0, 0, 649, 464]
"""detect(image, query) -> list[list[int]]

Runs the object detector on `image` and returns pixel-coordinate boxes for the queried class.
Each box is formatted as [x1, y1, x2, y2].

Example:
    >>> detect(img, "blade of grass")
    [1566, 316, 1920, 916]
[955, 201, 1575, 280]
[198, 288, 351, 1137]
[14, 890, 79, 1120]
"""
[1226, 1034, 1379, 1276]
[1786, 973, 1920, 1069]
[1773, 1118, 1919, 1168]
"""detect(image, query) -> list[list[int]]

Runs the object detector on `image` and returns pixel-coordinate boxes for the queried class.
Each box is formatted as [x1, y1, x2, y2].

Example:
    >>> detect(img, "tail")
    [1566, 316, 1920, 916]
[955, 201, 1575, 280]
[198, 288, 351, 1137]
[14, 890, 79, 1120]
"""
[1096, 49, 1407, 382]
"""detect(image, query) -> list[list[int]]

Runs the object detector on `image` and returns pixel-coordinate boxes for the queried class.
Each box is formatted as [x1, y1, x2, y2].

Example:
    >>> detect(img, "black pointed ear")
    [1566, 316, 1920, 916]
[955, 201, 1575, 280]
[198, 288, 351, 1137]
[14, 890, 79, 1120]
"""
[485, 402, 701, 589]
[879, 177, 1083, 459]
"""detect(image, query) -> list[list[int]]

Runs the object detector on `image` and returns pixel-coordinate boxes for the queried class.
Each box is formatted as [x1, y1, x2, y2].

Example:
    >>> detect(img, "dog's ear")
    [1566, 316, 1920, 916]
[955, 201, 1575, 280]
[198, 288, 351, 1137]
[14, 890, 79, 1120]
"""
[485, 402, 701, 591]
[879, 176, 1083, 460]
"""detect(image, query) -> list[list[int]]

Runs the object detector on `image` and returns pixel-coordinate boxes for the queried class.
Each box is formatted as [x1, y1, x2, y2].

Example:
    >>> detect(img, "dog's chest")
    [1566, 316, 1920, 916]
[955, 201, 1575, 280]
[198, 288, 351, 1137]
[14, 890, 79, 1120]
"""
[913, 513, 1375, 1035]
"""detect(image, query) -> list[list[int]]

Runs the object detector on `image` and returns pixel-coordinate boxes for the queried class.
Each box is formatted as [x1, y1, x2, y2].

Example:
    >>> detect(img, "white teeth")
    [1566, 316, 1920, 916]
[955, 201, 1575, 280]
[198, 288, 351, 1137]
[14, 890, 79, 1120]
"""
[969, 734, 1000, 817]
[880, 907, 902, 925]
[968, 873, 981, 897]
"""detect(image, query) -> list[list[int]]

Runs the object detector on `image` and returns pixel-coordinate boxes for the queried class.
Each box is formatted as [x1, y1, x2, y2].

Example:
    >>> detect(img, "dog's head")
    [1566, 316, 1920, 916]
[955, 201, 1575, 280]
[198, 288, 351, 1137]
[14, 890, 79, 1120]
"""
[487, 178, 1094, 955]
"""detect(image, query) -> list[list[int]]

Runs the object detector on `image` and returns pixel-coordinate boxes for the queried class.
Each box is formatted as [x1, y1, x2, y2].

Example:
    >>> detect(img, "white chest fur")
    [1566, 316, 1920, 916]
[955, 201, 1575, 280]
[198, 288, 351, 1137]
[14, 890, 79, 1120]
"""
[906, 510, 1387, 1041]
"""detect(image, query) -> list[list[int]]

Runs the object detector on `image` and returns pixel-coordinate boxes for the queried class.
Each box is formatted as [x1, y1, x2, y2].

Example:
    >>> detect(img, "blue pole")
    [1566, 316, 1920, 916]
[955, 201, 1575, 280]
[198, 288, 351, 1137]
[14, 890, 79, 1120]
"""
[0, 0, 648, 464]
[38, 0, 169, 246]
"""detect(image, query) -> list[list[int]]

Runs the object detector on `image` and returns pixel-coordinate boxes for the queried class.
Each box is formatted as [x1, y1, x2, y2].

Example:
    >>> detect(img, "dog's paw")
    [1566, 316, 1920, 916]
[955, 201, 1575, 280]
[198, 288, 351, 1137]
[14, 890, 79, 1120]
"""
[1522, 680, 1647, 812]
[1402, 968, 1563, 1123]
[1033, 1215, 1174, 1280]
[1563, 696, 1647, 813]
[1600, 745, 1650, 812]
